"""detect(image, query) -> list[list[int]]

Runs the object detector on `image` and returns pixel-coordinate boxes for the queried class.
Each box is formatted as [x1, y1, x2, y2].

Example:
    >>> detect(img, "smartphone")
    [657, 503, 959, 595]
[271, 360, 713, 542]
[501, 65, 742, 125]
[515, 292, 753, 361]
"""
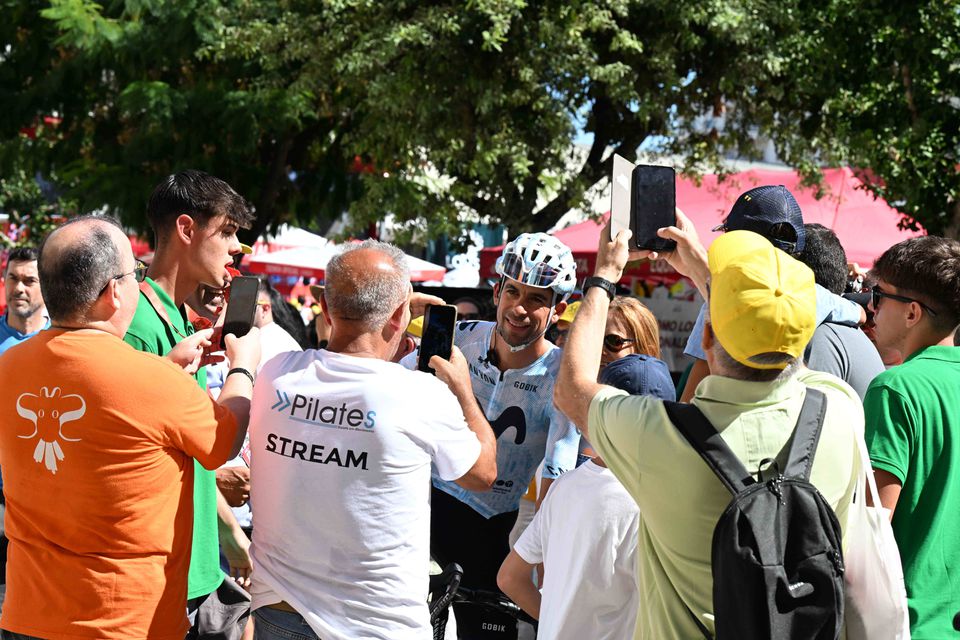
[417, 304, 458, 374]
[631, 164, 677, 252]
[610, 154, 634, 244]
[219, 276, 260, 349]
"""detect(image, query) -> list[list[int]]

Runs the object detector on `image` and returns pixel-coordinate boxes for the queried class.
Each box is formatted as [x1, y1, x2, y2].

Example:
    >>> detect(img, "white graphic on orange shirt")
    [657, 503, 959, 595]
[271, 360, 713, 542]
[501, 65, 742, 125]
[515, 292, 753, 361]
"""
[16, 386, 85, 474]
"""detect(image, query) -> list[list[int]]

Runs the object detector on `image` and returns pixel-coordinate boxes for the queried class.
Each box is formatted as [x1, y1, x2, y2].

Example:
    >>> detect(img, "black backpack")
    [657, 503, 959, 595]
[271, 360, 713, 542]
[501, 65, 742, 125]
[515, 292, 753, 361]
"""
[663, 389, 845, 640]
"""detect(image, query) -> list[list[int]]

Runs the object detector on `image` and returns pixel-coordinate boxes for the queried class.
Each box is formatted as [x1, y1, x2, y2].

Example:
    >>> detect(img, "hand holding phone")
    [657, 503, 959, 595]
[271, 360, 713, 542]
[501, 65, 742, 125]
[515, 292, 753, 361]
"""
[609, 155, 677, 252]
[417, 304, 458, 375]
[219, 276, 260, 349]
[631, 164, 677, 252]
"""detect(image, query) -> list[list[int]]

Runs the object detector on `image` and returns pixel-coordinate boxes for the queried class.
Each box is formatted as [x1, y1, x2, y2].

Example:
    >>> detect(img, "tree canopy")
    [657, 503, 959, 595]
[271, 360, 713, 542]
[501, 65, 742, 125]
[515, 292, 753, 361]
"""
[1, 0, 958, 242]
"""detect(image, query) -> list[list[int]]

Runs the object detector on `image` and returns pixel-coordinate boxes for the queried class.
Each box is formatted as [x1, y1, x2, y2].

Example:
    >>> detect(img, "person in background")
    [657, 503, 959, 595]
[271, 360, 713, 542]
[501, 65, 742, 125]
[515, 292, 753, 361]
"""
[863, 236, 960, 638]
[0, 247, 48, 355]
[679, 185, 864, 401]
[547, 300, 580, 348]
[600, 296, 661, 370]
[797, 223, 884, 399]
[453, 297, 483, 321]
[0, 246, 49, 606]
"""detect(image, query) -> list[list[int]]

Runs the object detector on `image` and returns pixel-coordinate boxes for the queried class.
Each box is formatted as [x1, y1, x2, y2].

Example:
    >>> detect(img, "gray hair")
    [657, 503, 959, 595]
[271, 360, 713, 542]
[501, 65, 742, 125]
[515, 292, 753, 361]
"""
[703, 303, 802, 382]
[711, 338, 802, 383]
[38, 216, 124, 322]
[324, 239, 411, 331]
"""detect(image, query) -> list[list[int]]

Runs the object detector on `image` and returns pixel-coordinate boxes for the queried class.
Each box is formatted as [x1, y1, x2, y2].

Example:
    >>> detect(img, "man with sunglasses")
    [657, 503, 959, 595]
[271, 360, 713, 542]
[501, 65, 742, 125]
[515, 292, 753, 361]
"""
[862, 236, 960, 639]
[0, 216, 258, 640]
[402, 232, 581, 634]
[124, 170, 260, 640]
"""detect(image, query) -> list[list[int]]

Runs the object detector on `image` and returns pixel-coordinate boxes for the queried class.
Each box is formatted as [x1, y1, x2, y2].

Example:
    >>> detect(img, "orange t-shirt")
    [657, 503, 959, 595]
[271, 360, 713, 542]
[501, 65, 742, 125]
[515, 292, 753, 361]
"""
[0, 329, 238, 639]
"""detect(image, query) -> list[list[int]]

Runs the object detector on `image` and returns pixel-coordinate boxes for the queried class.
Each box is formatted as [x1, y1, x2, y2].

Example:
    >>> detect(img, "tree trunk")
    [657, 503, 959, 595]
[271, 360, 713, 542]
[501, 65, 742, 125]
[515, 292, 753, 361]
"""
[943, 199, 960, 240]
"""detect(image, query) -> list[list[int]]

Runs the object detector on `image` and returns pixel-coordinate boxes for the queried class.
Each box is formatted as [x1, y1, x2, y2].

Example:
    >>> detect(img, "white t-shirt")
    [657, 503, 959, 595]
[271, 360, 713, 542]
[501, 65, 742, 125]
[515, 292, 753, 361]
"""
[221, 321, 304, 527]
[513, 460, 640, 640]
[256, 321, 303, 374]
[248, 349, 481, 640]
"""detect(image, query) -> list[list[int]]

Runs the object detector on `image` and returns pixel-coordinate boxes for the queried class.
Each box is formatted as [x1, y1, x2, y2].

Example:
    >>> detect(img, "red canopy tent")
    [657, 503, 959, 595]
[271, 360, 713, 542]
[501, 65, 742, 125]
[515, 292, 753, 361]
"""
[479, 167, 924, 283]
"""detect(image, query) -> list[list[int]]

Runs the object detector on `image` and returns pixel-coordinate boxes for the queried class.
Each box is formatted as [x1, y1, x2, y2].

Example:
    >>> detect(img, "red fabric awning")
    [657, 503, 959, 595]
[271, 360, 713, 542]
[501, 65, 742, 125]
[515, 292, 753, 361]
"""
[479, 167, 924, 283]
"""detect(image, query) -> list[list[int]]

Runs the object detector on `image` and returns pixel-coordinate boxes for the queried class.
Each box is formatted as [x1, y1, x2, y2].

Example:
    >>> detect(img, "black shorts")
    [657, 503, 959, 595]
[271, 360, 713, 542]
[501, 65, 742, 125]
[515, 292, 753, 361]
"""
[430, 486, 518, 592]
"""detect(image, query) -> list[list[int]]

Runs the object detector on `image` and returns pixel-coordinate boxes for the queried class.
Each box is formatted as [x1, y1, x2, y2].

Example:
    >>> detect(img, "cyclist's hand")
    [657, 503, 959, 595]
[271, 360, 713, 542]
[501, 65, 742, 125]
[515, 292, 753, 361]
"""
[430, 346, 471, 397]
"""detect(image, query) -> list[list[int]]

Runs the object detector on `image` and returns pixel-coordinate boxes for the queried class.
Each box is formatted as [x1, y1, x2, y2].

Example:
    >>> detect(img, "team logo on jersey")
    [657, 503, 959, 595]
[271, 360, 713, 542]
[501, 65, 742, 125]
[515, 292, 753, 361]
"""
[488, 405, 526, 445]
[16, 386, 86, 475]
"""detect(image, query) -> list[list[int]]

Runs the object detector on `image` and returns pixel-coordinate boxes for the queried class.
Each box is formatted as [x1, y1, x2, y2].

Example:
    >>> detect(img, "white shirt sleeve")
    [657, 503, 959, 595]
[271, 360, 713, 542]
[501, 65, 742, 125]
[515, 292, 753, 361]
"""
[513, 504, 545, 564]
[417, 376, 482, 482]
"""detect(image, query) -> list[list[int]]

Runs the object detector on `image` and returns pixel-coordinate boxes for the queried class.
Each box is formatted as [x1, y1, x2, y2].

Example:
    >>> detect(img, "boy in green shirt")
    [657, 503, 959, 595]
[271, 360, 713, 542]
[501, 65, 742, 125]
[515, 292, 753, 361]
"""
[864, 235, 960, 639]
[125, 169, 257, 639]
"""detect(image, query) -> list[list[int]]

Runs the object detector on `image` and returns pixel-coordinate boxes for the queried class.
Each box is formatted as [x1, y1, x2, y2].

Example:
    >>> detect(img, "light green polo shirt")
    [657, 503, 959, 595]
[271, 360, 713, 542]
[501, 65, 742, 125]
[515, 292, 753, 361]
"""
[865, 345, 960, 639]
[589, 368, 863, 640]
[124, 278, 224, 600]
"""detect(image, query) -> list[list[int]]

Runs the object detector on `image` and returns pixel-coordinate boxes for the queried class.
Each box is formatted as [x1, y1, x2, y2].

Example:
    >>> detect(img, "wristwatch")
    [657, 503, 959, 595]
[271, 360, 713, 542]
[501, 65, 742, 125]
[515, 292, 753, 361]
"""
[583, 276, 617, 301]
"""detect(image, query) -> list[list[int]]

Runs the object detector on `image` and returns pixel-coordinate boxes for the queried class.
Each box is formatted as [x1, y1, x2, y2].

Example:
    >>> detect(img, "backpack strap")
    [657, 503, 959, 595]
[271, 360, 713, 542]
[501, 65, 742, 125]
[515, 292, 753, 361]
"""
[781, 388, 828, 482]
[663, 401, 755, 496]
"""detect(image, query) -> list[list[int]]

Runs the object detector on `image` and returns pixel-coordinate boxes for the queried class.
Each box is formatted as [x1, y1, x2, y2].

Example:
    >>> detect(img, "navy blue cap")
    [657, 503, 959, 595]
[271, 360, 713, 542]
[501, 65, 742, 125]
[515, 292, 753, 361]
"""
[714, 185, 805, 254]
[599, 354, 676, 401]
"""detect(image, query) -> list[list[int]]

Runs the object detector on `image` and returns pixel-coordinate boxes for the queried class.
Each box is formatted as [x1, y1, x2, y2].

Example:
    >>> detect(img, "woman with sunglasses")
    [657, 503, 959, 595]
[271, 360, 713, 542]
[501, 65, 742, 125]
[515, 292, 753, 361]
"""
[600, 296, 661, 370]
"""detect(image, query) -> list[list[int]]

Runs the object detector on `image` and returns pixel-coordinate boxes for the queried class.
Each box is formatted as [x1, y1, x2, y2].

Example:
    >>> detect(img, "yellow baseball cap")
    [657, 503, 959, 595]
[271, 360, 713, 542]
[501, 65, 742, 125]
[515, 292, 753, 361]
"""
[708, 230, 816, 369]
[407, 315, 424, 338]
[558, 300, 581, 324]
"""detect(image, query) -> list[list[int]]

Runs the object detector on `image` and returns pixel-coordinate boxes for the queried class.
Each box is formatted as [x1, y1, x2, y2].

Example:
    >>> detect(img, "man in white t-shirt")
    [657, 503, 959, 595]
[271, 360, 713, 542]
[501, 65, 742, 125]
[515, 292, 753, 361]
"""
[246, 239, 497, 640]
[496, 354, 675, 640]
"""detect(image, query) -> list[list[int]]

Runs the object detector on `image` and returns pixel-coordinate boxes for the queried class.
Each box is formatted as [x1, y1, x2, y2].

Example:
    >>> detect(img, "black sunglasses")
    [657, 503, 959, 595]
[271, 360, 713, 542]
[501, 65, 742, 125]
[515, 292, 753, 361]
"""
[100, 261, 148, 295]
[871, 284, 937, 316]
[602, 334, 635, 352]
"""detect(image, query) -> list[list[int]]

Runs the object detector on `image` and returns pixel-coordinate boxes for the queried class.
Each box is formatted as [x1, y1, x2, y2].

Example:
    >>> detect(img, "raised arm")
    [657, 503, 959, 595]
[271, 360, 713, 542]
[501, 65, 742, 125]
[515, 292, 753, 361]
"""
[432, 347, 497, 490]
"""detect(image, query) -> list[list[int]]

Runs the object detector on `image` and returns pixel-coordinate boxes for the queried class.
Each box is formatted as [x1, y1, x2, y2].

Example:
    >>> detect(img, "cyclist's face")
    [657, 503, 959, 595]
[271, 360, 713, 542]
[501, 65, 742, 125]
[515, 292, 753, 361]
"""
[494, 279, 562, 347]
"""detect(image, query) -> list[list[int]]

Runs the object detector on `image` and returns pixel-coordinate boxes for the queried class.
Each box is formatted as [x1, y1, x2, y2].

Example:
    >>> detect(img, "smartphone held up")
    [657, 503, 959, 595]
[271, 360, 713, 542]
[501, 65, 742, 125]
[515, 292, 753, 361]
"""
[417, 304, 458, 375]
[219, 276, 260, 349]
[610, 154, 677, 252]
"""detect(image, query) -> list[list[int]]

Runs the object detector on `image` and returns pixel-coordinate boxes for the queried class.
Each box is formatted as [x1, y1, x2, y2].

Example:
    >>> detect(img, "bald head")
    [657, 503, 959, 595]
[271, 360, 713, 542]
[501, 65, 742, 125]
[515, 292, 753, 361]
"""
[39, 216, 128, 322]
[324, 240, 411, 332]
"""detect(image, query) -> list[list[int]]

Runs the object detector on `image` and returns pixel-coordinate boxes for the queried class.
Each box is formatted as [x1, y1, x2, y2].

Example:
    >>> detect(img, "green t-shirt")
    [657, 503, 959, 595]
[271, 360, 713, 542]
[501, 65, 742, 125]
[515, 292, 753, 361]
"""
[124, 278, 224, 600]
[864, 345, 960, 639]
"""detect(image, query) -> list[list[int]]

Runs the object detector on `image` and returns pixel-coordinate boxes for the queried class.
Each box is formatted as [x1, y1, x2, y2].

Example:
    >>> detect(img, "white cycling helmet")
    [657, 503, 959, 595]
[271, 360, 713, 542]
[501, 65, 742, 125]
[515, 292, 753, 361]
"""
[494, 232, 577, 299]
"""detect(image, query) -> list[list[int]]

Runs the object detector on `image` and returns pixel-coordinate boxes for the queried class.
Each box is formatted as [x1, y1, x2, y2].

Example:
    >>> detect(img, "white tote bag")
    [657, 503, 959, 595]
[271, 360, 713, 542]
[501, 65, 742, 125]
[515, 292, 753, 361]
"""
[843, 432, 911, 640]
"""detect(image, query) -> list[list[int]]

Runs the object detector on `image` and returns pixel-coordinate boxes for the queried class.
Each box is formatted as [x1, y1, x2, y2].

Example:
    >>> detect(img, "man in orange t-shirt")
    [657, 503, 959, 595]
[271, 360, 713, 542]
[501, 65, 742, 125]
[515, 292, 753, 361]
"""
[0, 216, 260, 639]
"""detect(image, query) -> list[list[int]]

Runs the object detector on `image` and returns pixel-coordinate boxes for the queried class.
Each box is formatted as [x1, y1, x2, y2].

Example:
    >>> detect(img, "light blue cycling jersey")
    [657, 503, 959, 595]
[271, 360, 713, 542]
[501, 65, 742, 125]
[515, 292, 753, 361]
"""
[401, 320, 581, 518]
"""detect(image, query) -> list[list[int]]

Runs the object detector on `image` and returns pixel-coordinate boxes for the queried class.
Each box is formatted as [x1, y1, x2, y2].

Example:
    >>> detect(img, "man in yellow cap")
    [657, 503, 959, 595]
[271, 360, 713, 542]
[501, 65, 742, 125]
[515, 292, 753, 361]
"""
[555, 213, 863, 639]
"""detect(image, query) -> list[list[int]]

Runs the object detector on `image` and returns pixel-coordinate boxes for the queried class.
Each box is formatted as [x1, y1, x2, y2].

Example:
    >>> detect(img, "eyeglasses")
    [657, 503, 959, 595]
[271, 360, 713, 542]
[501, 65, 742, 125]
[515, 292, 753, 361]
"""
[602, 334, 636, 352]
[100, 261, 147, 295]
[499, 253, 562, 288]
[871, 284, 938, 316]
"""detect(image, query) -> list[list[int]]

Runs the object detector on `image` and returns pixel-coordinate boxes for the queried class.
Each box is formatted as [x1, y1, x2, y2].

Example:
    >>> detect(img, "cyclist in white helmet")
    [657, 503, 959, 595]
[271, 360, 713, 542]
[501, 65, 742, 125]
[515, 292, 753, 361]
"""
[403, 232, 581, 637]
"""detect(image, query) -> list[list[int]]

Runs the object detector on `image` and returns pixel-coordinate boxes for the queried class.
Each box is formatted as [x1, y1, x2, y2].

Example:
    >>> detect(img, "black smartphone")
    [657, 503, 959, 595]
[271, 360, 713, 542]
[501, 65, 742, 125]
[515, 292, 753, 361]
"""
[631, 164, 677, 252]
[219, 276, 260, 349]
[417, 304, 458, 374]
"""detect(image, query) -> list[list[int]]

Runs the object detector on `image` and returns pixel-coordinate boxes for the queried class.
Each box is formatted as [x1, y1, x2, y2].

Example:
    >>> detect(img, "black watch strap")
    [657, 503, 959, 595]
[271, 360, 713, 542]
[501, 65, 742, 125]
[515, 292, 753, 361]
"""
[583, 276, 616, 301]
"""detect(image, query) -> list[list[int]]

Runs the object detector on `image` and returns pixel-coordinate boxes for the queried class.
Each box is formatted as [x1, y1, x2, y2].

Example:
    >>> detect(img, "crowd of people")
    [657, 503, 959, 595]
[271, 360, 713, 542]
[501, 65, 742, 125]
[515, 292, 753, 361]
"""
[0, 169, 957, 640]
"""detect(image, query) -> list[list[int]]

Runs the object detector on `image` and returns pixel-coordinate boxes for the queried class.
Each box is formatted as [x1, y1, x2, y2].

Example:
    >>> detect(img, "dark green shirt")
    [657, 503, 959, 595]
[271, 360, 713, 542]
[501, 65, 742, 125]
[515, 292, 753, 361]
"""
[124, 278, 223, 600]
[865, 345, 960, 639]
